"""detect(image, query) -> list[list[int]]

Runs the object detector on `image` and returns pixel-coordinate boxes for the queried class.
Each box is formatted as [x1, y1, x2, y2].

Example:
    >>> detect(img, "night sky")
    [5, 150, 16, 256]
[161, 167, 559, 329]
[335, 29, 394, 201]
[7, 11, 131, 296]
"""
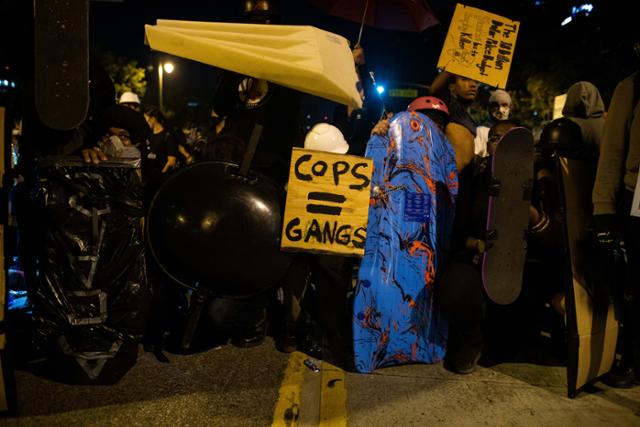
[86, 0, 637, 110]
[1, 0, 638, 117]
[87, 0, 451, 113]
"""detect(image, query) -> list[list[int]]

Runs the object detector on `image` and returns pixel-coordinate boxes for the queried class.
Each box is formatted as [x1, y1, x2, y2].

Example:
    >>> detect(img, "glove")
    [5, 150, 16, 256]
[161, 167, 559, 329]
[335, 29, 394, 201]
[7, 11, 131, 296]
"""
[593, 214, 616, 250]
[592, 214, 624, 256]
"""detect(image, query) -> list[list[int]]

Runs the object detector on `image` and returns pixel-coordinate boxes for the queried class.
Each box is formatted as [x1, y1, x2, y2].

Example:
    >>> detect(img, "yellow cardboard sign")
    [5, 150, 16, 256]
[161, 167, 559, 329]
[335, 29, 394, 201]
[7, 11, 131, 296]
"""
[281, 148, 373, 256]
[437, 4, 519, 88]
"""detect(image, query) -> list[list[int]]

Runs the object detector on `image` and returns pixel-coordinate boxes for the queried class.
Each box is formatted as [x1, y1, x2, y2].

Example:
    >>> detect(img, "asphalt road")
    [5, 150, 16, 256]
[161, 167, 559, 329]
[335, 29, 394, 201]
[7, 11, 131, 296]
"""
[5, 339, 640, 426]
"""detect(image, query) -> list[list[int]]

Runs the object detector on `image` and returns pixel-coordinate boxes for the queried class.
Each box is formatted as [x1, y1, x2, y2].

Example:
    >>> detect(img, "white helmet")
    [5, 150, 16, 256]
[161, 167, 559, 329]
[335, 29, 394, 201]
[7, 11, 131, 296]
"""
[304, 123, 349, 154]
[119, 91, 140, 105]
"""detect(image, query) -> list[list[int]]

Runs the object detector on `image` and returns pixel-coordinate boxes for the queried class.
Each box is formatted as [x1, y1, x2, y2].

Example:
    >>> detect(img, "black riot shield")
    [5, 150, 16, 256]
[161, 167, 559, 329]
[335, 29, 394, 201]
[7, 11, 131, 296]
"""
[542, 118, 620, 397]
[146, 161, 291, 297]
[557, 155, 619, 398]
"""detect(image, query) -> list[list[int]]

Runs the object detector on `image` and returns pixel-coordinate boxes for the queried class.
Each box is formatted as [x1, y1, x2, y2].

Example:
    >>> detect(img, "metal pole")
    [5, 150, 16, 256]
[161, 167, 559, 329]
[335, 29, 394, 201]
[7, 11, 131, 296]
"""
[158, 63, 163, 111]
[356, 0, 369, 46]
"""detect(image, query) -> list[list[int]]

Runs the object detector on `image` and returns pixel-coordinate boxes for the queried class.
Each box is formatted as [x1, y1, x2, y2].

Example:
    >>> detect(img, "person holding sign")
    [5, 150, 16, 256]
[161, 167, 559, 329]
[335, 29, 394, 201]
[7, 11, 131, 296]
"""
[372, 72, 479, 172]
[429, 70, 479, 172]
[433, 3, 521, 169]
[277, 124, 357, 363]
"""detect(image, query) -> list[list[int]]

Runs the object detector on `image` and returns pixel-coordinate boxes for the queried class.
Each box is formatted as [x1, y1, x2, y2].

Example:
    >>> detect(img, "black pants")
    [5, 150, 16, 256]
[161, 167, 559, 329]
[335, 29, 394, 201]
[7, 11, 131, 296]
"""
[437, 252, 485, 363]
[279, 253, 352, 358]
[437, 250, 556, 363]
[619, 190, 640, 372]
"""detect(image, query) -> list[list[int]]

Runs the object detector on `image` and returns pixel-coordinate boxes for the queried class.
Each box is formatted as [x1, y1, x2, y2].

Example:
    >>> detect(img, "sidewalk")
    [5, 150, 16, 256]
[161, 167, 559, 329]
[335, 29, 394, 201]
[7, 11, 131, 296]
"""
[344, 362, 640, 426]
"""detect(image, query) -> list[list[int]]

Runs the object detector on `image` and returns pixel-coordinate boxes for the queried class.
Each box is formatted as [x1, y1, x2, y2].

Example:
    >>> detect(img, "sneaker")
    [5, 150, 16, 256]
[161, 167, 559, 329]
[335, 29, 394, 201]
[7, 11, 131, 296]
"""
[230, 320, 267, 349]
[275, 335, 297, 353]
[444, 325, 483, 375]
[604, 365, 638, 389]
[230, 334, 266, 348]
[443, 354, 480, 375]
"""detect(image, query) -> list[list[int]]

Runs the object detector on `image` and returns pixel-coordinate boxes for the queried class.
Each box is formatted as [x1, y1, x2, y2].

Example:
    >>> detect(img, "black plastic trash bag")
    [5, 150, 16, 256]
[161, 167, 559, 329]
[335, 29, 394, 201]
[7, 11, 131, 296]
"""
[30, 156, 151, 384]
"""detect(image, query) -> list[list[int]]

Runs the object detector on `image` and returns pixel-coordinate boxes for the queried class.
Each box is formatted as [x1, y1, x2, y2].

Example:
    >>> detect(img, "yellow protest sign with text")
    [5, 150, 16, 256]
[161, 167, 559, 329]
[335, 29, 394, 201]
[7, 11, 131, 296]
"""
[437, 4, 519, 88]
[281, 148, 373, 256]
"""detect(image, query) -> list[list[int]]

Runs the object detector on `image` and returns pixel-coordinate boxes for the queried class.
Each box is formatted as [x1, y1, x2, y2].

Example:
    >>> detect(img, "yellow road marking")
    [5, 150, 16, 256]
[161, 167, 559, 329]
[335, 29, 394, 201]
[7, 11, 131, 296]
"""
[273, 354, 348, 427]
[272, 352, 306, 427]
[319, 361, 347, 427]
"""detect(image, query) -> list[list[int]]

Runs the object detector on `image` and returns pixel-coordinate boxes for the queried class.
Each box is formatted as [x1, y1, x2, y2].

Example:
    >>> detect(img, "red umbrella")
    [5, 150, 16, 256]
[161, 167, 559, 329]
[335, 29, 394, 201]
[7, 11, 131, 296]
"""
[310, 0, 439, 43]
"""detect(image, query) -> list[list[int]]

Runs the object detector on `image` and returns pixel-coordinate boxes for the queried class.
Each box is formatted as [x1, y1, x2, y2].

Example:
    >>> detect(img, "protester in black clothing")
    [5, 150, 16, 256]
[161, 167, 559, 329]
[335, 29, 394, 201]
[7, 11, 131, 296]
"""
[329, 43, 384, 157]
[143, 106, 178, 176]
[344, 44, 385, 156]
[438, 120, 517, 374]
[142, 106, 178, 204]
[276, 124, 354, 365]
[90, 104, 151, 160]
[190, 135, 269, 350]
[529, 81, 606, 318]
[194, 134, 246, 164]
[182, 122, 208, 160]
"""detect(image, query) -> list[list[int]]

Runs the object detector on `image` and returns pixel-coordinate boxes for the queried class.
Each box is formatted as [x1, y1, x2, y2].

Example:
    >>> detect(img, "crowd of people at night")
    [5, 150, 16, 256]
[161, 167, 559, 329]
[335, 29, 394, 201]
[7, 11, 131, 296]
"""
[4, 0, 640, 394]
[43, 33, 635, 388]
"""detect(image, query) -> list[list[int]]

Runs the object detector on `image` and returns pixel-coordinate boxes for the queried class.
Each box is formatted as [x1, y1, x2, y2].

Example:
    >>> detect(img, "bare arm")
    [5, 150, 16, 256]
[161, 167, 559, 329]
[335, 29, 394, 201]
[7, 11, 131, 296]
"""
[429, 70, 453, 95]
[178, 145, 193, 165]
[445, 122, 475, 171]
[162, 156, 177, 173]
[371, 117, 391, 136]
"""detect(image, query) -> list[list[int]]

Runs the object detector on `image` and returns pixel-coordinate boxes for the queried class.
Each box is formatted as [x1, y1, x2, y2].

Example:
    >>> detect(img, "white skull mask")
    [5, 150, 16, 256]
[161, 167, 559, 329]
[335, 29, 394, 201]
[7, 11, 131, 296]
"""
[491, 105, 511, 121]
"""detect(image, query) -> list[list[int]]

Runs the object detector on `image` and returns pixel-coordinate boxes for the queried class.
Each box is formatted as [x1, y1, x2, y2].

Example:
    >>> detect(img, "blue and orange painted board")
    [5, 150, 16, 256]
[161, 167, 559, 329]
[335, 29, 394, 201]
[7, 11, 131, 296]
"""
[353, 111, 458, 373]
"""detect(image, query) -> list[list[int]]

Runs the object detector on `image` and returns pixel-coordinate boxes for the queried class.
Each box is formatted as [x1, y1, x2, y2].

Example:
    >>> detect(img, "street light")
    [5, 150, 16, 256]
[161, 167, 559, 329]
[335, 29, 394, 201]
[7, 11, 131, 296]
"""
[158, 61, 174, 111]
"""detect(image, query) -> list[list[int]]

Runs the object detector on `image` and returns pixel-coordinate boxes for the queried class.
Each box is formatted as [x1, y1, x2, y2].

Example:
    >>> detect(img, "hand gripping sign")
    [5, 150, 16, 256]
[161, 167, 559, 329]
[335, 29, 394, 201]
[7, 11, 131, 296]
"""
[281, 148, 373, 256]
[437, 3, 520, 89]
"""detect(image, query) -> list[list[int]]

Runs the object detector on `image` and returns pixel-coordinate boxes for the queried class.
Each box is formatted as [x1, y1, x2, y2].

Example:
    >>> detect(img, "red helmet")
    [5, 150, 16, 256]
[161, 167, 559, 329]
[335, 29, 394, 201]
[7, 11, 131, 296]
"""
[407, 96, 449, 116]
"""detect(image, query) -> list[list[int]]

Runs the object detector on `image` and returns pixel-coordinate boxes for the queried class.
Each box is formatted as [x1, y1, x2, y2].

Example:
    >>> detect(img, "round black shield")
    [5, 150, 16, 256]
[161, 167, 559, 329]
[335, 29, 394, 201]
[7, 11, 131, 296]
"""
[146, 161, 290, 297]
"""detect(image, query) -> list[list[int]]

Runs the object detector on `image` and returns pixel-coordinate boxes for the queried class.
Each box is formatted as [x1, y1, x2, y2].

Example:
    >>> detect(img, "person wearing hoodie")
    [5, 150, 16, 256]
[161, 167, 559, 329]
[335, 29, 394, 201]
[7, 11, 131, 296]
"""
[430, 72, 479, 172]
[592, 69, 640, 388]
[562, 81, 606, 154]
[535, 81, 605, 232]
[536, 81, 605, 223]
[524, 82, 606, 363]
[533, 81, 605, 241]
